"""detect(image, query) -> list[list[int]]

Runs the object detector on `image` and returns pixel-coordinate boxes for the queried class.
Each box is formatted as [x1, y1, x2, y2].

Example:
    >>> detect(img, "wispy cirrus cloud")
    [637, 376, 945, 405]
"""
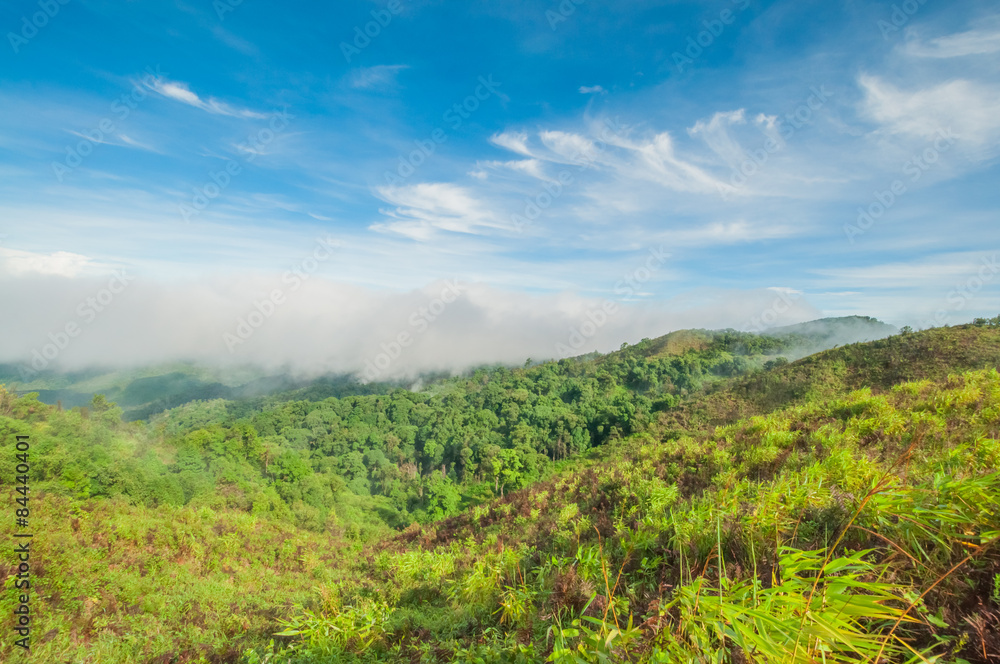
[490, 124, 728, 194]
[859, 75, 1000, 152]
[470, 159, 548, 180]
[688, 109, 749, 168]
[902, 21, 1000, 58]
[117, 134, 160, 153]
[346, 65, 410, 90]
[149, 78, 269, 119]
[489, 131, 534, 157]
[813, 252, 999, 289]
[371, 182, 504, 239]
[615, 131, 729, 194]
[860, 18, 1000, 158]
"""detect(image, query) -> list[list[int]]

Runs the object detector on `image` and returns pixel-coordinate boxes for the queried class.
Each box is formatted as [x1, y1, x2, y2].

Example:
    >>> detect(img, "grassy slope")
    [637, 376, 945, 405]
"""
[256, 326, 1000, 662]
[0, 494, 354, 662]
[660, 325, 1000, 430]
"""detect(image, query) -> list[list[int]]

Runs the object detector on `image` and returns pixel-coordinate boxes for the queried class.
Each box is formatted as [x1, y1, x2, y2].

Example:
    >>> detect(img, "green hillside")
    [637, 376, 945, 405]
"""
[662, 324, 1000, 432]
[1, 321, 999, 663]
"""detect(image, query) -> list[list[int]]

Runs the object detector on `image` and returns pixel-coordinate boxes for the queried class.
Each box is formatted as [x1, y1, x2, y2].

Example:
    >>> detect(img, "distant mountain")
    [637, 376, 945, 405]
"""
[592, 317, 898, 367]
[0, 362, 394, 421]
[761, 315, 898, 356]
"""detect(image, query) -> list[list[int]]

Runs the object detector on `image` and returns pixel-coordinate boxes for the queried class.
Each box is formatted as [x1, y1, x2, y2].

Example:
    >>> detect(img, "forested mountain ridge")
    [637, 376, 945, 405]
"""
[3, 316, 895, 423]
[761, 315, 898, 356]
[0, 362, 396, 422]
[2, 320, 999, 662]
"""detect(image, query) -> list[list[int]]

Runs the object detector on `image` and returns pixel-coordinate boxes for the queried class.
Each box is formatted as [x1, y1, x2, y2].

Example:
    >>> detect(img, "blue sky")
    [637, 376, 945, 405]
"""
[1, 0, 999, 373]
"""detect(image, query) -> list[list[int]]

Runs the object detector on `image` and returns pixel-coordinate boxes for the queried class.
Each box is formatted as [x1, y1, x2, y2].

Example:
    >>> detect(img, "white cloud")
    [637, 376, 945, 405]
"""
[473, 159, 548, 180]
[372, 183, 503, 238]
[156, 80, 200, 106]
[490, 124, 727, 195]
[628, 131, 728, 193]
[307, 212, 336, 222]
[688, 109, 748, 167]
[117, 134, 158, 152]
[489, 131, 534, 157]
[814, 252, 999, 288]
[859, 74, 1000, 150]
[149, 78, 269, 119]
[903, 23, 1000, 58]
[539, 130, 600, 165]
[0, 247, 97, 277]
[347, 65, 409, 90]
[662, 219, 797, 245]
[579, 85, 606, 94]
[211, 26, 258, 56]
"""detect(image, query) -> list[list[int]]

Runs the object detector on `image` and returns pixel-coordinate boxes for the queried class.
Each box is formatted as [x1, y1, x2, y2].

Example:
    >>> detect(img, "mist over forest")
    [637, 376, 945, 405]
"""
[0, 272, 827, 379]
